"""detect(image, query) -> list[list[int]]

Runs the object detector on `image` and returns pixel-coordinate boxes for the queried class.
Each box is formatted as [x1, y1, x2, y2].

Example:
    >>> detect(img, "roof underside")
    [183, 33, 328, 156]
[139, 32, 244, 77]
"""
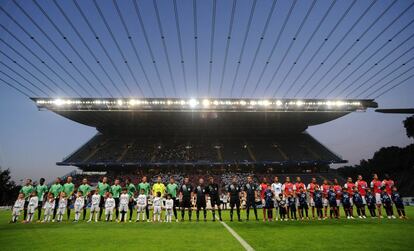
[32, 98, 377, 135]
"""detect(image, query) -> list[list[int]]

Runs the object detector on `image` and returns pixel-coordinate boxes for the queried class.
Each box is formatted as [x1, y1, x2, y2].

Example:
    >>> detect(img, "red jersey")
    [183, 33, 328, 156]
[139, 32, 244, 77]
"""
[355, 180, 367, 196]
[283, 182, 294, 196]
[333, 184, 342, 199]
[307, 183, 318, 197]
[321, 184, 330, 197]
[344, 182, 355, 196]
[260, 183, 268, 200]
[295, 182, 305, 195]
[382, 179, 394, 195]
[371, 180, 382, 194]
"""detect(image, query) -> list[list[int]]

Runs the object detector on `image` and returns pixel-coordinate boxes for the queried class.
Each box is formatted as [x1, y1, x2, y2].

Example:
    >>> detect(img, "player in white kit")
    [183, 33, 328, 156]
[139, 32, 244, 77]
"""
[56, 192, 67, 222]
[42, 193, 55, 223]
[153, 192, 162, 222]
[105, 192, 116, 222]
[119, 188, 130, 222]
[11, 193, 25, 223]
[88, 189, 101, 222]
[135, 189, 148, 222]
[26, 191, 39, 223]
[165, 194, 174, 223]
[271, 176, 282, 221]
[73, 191, 85, 222]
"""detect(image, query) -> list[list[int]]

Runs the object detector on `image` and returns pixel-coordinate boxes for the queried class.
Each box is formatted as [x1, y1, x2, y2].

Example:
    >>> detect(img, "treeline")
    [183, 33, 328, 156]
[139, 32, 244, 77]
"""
[0, 168, 21, 206]
[337, 144, 414, 196]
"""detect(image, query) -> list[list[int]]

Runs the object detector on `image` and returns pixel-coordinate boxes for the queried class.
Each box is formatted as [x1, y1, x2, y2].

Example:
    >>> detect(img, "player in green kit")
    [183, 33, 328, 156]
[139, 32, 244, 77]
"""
[63, 176, 75, 220]
[78, 178, 91, 220]
[97, 177, 110, 220]
[49, 177, 63, 221]
[35, 178, 48, 221]
[111, 179, 122, 219]
[137, 176, 151, 220]
[20, 178, 33, 221]
[166, 176, 179, 222]
[125, 178, 137, 222]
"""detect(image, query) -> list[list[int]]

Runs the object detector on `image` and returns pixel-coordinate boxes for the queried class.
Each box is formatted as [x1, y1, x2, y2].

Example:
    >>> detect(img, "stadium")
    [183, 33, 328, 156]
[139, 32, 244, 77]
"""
[1, 0, 414, 250]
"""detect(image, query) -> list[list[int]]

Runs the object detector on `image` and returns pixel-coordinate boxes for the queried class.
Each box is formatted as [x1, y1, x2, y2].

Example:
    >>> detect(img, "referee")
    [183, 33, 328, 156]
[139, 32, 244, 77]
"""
[206, 176, 222, 221]
[228, 176, 242, 222]
[243, 175, 259, 221]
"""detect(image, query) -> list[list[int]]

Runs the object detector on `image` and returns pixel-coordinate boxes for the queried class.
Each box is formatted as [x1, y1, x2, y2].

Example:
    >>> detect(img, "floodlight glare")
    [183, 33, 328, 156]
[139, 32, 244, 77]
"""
[189, 98, 197, 108]
[54, 99, 64, 106]
[202, 99, 210, 107]
[117, 100, 123, 106]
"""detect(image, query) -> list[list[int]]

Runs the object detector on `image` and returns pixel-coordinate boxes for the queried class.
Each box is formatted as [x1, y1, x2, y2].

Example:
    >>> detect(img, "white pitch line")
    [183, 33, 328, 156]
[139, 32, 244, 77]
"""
[217, 218, 255, 251]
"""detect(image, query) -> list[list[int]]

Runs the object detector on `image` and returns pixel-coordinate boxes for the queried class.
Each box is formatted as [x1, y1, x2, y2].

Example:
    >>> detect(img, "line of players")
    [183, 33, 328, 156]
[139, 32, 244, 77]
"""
[10, 173, 407, 223]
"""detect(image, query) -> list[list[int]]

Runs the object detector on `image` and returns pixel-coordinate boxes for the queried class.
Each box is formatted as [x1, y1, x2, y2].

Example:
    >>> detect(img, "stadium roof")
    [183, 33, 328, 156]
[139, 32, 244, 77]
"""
[1, 0, 414, 100]
[32, 98, 377, 135]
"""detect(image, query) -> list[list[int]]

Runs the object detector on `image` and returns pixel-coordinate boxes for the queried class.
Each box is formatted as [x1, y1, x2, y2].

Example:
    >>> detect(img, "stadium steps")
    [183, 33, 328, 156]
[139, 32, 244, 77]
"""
[117, 140, 134, 162]
[246, 145, 256, 161]
[274, 145, 288, 160]
[304, 145, 321, 160]
[83, 139, 109, 162]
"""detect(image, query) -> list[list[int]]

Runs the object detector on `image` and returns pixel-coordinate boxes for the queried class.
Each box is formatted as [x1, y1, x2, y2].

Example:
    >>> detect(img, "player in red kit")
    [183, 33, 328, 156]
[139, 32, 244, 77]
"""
[371, 174, 383, 218]
[307, 177, 318, 219]
[382, 174, 395, 217]
[321, 180, 330, 219]
[332, 179, 342, 217]
[259, 178, 268, 222]
[355, 175, 368, 205]
[294, 177, 306, 206]
[382, 174, 394, 196]
[344, 177, 355, 217]
[282, 177, 294, 219]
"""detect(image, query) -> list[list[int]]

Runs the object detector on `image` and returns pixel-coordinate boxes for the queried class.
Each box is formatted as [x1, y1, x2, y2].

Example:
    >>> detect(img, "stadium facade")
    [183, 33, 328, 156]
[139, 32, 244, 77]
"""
[32, 98, 377, 172]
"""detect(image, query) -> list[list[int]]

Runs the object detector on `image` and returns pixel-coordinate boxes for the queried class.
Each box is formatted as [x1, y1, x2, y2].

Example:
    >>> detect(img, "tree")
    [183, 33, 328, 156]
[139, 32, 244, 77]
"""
[0, 168, 20, 205]
[403, 115, 414, 139]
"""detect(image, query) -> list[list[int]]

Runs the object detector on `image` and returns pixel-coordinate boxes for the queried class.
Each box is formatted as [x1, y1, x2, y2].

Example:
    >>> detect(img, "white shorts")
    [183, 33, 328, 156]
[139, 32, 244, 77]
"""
[322, 198, 328, 207]
[375, 193, 382, 205]
[273, 200, 279, 208]
[74, 206, 83, 212]
[28, 206, 36, 214]
[119, 204, 128, 212]
[165, 208, 173, 216]
[57, 207, 65, 215]
[350, 198, 354, 206]
[153, 206, 162, 214]
[309, 197, 315, 207]
[105, 209, 113, 215]
[12, 208, 22, 216]
[90, 205, 100, 212]
[336, 200, 341, 207]
[361, 196, 366, 205]
[136, 205, 146, 212]
[295, 197, 300, 207]
[44, 208, 53, 216]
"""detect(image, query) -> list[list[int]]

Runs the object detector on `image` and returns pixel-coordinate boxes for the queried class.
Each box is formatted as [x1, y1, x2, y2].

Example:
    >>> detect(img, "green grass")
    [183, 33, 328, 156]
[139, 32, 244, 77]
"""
[0, 207, 413, 250]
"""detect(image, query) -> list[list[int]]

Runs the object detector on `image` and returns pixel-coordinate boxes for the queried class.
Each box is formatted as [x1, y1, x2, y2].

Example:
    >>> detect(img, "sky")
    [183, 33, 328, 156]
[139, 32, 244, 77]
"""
[0, 0, 413, 184]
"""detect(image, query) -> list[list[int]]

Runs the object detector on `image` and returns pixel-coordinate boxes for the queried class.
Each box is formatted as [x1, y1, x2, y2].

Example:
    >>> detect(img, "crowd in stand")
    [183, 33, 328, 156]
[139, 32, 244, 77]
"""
[10, 172, 407, 224]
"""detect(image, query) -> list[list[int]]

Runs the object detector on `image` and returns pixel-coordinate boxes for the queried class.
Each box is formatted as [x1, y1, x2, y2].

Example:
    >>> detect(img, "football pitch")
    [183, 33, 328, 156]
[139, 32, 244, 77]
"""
[1, 208, 413, 251]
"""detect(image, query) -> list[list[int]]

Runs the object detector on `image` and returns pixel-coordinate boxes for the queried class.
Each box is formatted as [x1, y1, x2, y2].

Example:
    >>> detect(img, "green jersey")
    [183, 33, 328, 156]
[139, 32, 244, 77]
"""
[78, 184, 91, 197]
[166, 183, 178, 198]
[36, 184, 48, 201]
[98, 182, 110, 196]
[20, 185, 33, 199]
[111, 184, 122, 198]
[63, 182, 75, 196]
[49, 183, 63, 198]
[137, 182, 151, 196]
[126, 183, 137, 197]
